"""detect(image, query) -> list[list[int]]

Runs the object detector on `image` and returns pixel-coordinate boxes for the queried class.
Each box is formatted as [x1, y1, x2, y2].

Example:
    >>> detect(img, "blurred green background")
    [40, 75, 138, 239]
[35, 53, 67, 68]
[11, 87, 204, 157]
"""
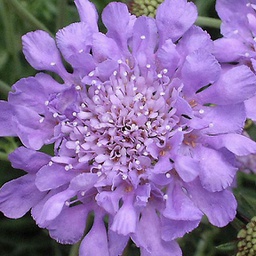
[0, 0, 255, 256]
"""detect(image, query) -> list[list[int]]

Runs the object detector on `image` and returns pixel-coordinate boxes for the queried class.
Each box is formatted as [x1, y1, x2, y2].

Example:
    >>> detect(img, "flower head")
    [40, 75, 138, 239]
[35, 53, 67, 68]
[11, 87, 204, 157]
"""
[1, 0, 256, 255]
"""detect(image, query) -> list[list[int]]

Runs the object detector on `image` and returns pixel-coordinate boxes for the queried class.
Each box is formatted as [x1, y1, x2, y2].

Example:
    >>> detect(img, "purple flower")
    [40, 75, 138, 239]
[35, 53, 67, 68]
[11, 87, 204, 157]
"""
[215, 0, 256, 120]
[1, 0, 256, 255]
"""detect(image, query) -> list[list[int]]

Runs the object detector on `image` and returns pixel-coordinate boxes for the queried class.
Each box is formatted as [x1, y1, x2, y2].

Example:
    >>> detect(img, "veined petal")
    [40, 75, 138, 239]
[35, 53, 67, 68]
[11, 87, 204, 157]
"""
[208, 133, 256, 156]
[201, 103, 246, 134]
[74, 0, 98, 33]
[108, 224, 129, 256]
[214, 38, 249, 62]
[13, 105, 53, 150]
[198, 65, 256, 105]
[111, 196, 137, 236]
[56, 22, 93, 65]
[174, 155, 200, 182]
[0, 101, 16, 136]
[35, 163, 77, 191]
[0, 175, 45, 218]
[132, 205, 182, 256]
[132, 16, 157, 58]
[163, 181, 203, 220]
[161, 217, 201, 240]
[196, 146, 237, 192]
[79, 215, 110, 256]
[22, 31, 69, 79]
[156, 0, 197, 43]
[177, 26, 213, 57]
[9, 146, 50, 174]
[185, 178, 237, 227]
[48, 204, 88, 244]
[37, 189, 76, 225]
[181, 49, 221, 95]
[92, 33, 122, 61]
[156, 39, 180, 76]
[102, 2, 134, 52]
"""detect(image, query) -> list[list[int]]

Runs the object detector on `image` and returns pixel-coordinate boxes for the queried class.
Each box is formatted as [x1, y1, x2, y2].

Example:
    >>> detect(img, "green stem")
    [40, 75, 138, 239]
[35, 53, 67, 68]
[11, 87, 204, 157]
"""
[0, 1, 22, 83]
[0, 79, 11, 97]
[0, 152, 8, 161]
[196, 16, 221, 29]
[56, 0, 68, 31]
[3, 0, 52, 35]
[69, 242, 80, 256]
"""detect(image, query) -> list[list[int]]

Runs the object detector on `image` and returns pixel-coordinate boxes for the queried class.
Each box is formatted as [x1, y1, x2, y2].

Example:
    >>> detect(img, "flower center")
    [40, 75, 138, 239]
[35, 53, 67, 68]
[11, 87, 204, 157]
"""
[53, 64, 186, 186]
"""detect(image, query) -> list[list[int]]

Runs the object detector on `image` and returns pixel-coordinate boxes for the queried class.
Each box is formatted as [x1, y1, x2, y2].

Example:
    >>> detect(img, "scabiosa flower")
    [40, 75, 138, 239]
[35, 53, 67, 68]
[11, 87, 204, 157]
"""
[215, 0, 256, 121]
[1, 0, 256, 255]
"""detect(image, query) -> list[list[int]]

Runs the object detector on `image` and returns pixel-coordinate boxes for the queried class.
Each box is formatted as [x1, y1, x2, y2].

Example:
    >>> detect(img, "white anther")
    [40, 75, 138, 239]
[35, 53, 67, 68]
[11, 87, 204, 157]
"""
[144, 110, 149, 115]
[135, 160, 140, 165]
[95, 89, 99, 94]
[160, 92, 165, 96]
[140, 35, 146, 40]
[81, 191, 86, 196]
[245, 52, 250, 57]
[88, 71, 94, 77]
[133, 87, 138, 91]
[131, 75, 136, 80]
[50, 62, 56, 66]
[113, 70, 118, 76]
[122, 174, 128, 180]
[163, 194, 168, 200]
[53, 112, 58, 118]
[157, 73, 163, 79]
[136, 144, 141, 150]
[49, 161, 53, 166]
[75, 85, 81, 90]
[91, 80, 97, 85]
[65, 164, 73, 171]
[143, 151, 149, 156]
[178, 127, 183, 132]
[39, 117, 44, 123]
[139, 105, 144, 110]
[72, 112, 77, 117]
[209, 122, 214, 128]
[93, 95, 100, 102]
[166, 173, 171, 178]
[75, 141, 80, 145]
[123, 71, 128, 76]
[254, 37, 256, 42]
[97, 171, 102, 177]
[108, 118, 114, 123]
[97, 142, 102, 147]
[65, 201, 70, 206]
[146, 64, 151, 69]
[86, 132, 91, 136]
[75, 146, 80, 153]
[45, 100, 49, 106]
[79, 49, 84, 53]
[199, 109, 205, 114]
[117, 59, 122, 64]
[81, 103, 86, 108]
[165, 125, 171, 130]
[73, 121, 78, 127]
[163, 68, 168, 74]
